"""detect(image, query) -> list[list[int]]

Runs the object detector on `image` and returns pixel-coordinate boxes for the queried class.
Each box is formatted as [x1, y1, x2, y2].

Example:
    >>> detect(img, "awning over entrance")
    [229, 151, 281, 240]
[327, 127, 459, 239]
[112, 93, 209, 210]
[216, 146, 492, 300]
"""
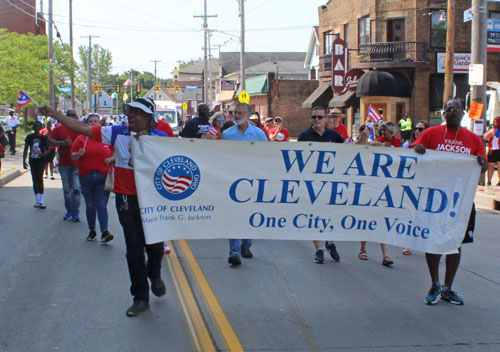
[329, 91, 356, 108]
[301, 82, 333, 108]
[356, 70, 411, 98]
[216, 90, 235, 103]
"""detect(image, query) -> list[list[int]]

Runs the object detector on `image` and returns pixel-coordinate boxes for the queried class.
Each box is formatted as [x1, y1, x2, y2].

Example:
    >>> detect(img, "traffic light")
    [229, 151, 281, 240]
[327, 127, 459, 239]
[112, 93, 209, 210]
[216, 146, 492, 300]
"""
[174, 84, 180, 94]
[97, 84, 102, 94]
[154, 84, 160, 94]
[93, 84, 98, 94]
[115, 84, 121, 93]
[136, 84, 141, 93]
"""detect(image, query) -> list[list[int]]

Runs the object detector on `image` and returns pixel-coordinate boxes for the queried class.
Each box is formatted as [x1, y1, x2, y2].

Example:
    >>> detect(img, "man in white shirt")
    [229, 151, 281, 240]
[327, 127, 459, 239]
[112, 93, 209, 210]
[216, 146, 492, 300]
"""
[6, 109, 21, 155]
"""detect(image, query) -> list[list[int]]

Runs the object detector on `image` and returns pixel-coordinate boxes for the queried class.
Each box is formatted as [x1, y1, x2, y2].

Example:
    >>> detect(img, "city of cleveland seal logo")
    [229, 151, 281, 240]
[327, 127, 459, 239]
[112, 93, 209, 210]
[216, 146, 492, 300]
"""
[154, 155, 200, 201]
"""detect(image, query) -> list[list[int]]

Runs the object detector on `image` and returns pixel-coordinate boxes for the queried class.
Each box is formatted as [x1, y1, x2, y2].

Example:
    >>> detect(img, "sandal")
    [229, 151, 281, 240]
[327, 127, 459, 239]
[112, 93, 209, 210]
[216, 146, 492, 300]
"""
[402, 248, 411, 256]
[358, 250, 368, 260]
[382, 256, 394, 266]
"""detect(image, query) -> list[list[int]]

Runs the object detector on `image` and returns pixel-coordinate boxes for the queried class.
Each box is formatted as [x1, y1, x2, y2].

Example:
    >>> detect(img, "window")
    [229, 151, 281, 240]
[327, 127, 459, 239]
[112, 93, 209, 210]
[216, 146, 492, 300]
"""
[490, 12, 500, 20]
[430, 10, 447, 48]
[324, 31, 332, 54]
[358, 17, 370, 46]
[344, 23, 349, 48]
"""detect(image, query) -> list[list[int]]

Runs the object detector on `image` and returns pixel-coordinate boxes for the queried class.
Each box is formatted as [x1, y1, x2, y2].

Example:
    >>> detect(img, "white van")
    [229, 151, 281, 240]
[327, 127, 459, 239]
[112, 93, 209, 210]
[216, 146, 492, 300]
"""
[463, 82, 500, 129]
[154, 100, 181, 136]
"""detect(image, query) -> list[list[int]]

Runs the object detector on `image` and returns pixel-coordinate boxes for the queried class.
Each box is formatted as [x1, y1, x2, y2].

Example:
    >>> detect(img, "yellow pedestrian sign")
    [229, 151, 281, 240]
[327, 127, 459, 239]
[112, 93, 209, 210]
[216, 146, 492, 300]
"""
[238, 90, 250, 104]
[182, 102, 188, 111]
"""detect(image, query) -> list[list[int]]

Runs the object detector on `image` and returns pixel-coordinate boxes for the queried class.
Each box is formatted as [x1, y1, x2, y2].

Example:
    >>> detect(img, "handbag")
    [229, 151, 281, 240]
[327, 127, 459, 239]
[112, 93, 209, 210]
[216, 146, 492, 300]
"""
[104, 165, 114, 192]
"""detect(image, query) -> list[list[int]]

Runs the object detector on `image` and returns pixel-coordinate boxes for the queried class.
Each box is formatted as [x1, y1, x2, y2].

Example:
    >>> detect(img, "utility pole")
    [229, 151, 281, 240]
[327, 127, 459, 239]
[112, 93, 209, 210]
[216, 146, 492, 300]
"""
[443, 0, 456, 104]
[470, 0, 488, 129]
[69, 0, 75, 109]
[151, 60, 161, 100]
[48, 0, 55, 106]
[194, 0, 217, 103]
[239, 0, 246, 91]
[81, 35, 99, 113]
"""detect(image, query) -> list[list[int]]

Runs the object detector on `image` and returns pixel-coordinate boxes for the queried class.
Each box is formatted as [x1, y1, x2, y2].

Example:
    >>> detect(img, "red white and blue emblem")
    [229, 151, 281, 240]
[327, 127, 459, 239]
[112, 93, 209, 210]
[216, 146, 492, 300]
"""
[154, 155, 200, 201]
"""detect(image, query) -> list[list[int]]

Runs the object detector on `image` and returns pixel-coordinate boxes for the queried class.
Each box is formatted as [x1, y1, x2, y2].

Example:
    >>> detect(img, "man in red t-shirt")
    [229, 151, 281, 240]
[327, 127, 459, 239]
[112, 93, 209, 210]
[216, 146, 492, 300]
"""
[48, 108, 82, 221]
[326, 108, 349, 140]
[412, 99, 487, 306]
[268, 117, 289, 142]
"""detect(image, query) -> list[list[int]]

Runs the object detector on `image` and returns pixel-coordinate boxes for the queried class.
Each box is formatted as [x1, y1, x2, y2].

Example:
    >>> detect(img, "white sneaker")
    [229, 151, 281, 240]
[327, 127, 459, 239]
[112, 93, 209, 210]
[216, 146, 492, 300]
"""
[164, 244, 171, 254]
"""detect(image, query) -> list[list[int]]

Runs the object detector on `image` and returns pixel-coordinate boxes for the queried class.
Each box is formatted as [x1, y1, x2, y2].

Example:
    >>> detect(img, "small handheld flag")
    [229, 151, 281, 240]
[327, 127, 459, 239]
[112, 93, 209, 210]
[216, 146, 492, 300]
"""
[206, 125, 218, 136]
[367, 105, 382, 123]
[123, 78, 132, 86]
[17, 90, 33, 107]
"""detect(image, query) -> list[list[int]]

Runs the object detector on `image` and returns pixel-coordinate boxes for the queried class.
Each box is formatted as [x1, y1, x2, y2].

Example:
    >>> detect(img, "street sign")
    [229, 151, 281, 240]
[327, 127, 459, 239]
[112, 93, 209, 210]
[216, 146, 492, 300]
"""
[469, 64, 484, 85]
[182, 102, 188, 111]
[238, 90, 250, 104]
[463, 8, 472, 22]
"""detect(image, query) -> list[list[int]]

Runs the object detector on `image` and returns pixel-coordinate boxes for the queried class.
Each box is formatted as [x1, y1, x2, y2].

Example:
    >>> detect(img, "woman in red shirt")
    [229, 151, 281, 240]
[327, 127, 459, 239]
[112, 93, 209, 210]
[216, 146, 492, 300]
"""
[376, 122, 401, 147]
[71, 114, 115, 243]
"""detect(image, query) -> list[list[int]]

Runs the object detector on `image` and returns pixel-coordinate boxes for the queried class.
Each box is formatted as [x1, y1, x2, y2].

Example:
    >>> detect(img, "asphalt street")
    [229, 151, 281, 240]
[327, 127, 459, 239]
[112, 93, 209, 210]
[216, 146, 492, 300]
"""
[0, 170, 499, 352]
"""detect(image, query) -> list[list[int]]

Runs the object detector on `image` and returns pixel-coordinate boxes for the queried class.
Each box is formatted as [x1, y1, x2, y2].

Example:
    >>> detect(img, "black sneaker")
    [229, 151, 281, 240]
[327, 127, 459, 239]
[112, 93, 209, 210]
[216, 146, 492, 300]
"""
[425, 283, 441, 305]
[325, 241, 340, 261]
[228, 254, 242, 266]
[101, 230, 114, 243]
[440, 287, 464, 305]
[314, 249, 325, 264]
[241, 247, 253, 258]
[150, 277, 166, 297]
[87, 230, 97, 241]
[126, 299, 150, 317]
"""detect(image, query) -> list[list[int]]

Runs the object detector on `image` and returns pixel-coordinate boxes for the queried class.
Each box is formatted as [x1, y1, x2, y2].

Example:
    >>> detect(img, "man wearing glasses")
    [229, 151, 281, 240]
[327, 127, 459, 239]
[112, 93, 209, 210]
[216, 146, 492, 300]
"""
[298, 106, 344, 264]
[48, 108, 82, 222]
[412, 99, 487, 306]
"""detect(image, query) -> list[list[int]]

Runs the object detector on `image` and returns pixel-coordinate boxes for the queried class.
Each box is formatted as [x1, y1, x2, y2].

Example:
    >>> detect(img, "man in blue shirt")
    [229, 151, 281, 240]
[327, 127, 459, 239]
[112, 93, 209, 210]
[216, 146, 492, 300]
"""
[222, 103, 267, 265]
[298, 106, 344, 264]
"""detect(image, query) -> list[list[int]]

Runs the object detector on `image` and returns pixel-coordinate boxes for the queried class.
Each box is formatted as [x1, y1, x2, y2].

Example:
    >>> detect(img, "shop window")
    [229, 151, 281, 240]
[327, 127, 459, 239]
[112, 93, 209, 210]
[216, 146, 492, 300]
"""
[324, 31, 339, 54]
[358, 17, 370, 46]
[430, 10, 447, 48]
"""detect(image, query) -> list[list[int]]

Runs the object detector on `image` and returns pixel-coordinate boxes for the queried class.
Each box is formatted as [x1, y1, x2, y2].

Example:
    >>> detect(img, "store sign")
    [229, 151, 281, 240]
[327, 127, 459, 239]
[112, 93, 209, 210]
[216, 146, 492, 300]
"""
[339, 69, 365, 94]
[436, 53, 471, 74]
[221, 80, 236, 91]
[332, 38, 348, 93]
[487, 19, 500, 52]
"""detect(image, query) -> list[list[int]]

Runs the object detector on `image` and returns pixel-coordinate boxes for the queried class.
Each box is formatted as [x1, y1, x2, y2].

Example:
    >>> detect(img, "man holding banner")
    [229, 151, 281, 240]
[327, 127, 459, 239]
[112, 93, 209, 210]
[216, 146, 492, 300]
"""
[413, 99, 487, 305]
[298, 106, 344, 264]
[222, 102, 267, 266]
[41, 97, 168, 317]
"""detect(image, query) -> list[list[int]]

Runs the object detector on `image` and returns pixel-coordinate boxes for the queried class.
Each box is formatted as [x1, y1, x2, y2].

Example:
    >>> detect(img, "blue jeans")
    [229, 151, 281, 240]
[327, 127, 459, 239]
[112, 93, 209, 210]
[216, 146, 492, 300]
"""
[80, 171, 110, 232]
[229, 239, 252, 256]
[59, 166, 81, 214]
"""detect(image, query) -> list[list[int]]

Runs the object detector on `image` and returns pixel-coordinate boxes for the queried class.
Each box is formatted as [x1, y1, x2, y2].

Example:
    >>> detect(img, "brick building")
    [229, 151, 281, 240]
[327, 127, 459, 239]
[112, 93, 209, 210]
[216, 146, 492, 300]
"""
[0, 0, 46, 35]
[304, 0, 500, 136]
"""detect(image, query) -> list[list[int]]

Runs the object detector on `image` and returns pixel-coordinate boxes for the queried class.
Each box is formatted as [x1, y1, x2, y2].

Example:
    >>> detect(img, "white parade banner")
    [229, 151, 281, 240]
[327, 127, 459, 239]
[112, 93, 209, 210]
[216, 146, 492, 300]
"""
[132, 138, 480, 254]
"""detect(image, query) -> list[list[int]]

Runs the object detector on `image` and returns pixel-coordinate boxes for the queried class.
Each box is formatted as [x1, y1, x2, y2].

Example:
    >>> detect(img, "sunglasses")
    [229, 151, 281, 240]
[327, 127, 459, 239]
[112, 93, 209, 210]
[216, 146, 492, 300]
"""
[415, 127, 425, 132]
[311, 115, 324, 120]
[445, 107, 462, 113]
[66, 113, 77, 117]
[216, 118, 225, 121]
[228, 111, 235, 114]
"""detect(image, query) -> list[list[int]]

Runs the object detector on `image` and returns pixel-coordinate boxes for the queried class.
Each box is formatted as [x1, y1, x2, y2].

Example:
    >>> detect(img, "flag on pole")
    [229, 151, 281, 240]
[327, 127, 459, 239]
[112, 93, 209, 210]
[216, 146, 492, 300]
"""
[17, 90, 32, 107]
[123, 78, 132, 86]
[367, 105, 382, 122]
[438, 11, 446, 21]
[123, 92, 128, 101]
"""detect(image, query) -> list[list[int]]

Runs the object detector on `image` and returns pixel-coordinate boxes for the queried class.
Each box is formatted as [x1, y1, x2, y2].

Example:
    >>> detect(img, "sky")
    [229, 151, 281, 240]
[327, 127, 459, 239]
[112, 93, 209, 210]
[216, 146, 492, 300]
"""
[44, 0, 327, 79]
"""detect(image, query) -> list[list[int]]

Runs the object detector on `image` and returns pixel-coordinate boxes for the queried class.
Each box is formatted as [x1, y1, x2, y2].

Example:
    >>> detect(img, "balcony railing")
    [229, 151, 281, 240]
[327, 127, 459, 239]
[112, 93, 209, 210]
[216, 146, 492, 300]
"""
[358, 41, 428, 63]
[319, 53, 332, 72]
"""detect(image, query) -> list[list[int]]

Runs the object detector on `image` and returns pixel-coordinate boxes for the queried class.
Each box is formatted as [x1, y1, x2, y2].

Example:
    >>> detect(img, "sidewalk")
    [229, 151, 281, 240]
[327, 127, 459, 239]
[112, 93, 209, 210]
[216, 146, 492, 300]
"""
[0, 146, 27, 187]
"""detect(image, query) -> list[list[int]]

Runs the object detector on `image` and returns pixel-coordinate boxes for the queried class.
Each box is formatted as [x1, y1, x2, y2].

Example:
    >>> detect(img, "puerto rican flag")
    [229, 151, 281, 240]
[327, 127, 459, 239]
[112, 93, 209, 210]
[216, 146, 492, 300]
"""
[206, 125, 218, 136]
[367, 105, 382, 122]
[123, 78, 132, 86]
[17, 90, 32, 107]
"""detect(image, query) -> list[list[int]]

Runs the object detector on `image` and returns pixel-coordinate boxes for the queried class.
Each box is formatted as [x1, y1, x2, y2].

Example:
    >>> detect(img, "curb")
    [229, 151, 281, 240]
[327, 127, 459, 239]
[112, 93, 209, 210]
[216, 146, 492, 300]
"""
[0, 169, 25, 187]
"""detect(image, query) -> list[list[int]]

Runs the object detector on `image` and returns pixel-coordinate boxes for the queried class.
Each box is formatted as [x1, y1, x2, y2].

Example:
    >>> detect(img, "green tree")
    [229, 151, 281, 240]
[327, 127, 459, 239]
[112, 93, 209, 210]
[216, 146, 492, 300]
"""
[0, 29, 49, 106]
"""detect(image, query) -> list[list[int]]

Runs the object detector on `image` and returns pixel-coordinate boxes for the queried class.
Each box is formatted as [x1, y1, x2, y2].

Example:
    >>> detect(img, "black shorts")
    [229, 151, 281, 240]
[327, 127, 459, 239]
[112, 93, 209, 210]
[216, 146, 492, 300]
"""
[487, 149, 500, 163]
[46, 149, 56, 163]
[462, 203, 475, 244]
